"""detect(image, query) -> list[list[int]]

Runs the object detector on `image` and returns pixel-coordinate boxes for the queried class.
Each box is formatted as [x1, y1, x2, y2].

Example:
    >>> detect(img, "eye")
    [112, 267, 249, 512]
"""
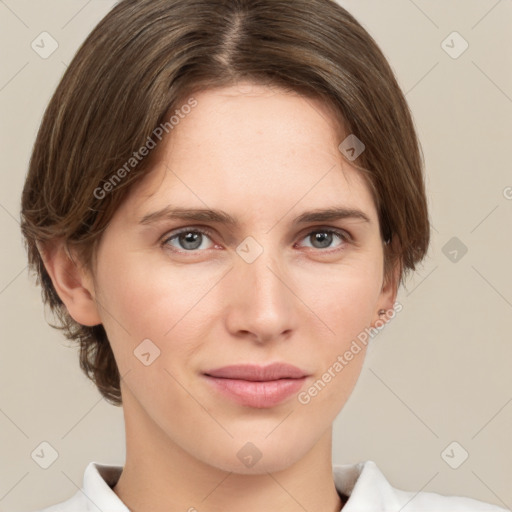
[297, 228, 350, 250]
[161, 226, 351, 254]
[162, 227, 215, 252]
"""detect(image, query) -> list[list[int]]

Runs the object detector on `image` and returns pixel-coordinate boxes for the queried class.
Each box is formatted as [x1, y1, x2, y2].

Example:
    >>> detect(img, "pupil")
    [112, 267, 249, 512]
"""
[180, 232, 201, 250]
[313, 232, 332, 248]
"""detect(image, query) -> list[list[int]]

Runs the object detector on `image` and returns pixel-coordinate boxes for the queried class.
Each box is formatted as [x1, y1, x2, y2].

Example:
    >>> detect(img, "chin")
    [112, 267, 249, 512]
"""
[198, 434, 313, 475]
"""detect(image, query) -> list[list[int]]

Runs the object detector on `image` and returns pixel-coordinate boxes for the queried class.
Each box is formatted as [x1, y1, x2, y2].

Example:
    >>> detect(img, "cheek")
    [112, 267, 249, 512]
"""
[93, 250, 219, 364]
[294, 268, 379, 417]
[97, 249, 188, 325]
[297, 255, 383, 342]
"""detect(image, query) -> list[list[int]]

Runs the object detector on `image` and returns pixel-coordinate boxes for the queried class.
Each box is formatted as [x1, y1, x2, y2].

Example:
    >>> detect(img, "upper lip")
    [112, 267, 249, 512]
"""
[204, 363, 308, 381]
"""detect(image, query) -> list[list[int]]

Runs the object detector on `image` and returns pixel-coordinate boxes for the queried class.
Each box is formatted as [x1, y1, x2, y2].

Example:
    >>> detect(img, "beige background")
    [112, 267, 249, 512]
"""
[1, 1, 511, 511]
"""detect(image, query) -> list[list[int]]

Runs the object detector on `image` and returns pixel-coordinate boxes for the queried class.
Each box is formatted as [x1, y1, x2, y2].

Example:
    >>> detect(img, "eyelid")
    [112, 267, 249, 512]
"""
[161, 225, 216, 240]
[160, 225, 217, 247]
[297, 225, 352, 242]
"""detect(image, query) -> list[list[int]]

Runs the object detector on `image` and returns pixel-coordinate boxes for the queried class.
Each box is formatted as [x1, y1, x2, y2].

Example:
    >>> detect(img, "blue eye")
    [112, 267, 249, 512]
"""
[298, 229, 349, 250]
[163, 228, 215, 251]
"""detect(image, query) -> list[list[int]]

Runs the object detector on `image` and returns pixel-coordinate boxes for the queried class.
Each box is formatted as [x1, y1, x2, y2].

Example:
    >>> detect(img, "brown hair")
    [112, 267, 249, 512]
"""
[20, 0, 430, 406]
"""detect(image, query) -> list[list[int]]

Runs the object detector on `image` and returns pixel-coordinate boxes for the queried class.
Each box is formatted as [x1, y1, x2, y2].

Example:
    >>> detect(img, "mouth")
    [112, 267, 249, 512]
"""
[202, 363, 309, 408]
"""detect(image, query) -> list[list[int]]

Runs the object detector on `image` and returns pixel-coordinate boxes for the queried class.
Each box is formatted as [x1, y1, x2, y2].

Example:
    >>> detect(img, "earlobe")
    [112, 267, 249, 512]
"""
[39, 240, 102, 327]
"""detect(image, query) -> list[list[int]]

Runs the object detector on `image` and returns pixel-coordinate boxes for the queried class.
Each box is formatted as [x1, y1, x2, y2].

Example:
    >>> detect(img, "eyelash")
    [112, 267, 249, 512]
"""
[160, 226, 352, 254]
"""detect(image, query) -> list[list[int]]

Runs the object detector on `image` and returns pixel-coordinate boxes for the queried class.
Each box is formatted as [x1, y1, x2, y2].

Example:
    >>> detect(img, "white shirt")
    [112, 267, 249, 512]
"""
[32, 460, 509, 512]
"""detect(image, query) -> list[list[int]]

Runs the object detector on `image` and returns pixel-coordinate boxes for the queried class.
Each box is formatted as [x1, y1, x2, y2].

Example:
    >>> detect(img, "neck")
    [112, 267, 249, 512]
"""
[113, 391, 344, 512]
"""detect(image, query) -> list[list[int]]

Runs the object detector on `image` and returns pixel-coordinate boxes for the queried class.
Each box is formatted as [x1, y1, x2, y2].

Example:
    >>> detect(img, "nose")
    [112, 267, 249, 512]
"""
[223, 245, 299, 344]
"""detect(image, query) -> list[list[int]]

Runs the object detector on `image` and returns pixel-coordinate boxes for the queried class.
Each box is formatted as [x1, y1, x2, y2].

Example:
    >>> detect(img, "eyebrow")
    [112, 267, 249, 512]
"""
[139, 206, 371, 226]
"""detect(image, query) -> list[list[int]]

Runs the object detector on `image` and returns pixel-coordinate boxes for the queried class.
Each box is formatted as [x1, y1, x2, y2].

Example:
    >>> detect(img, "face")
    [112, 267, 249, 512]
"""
[87, 83, 396, 474]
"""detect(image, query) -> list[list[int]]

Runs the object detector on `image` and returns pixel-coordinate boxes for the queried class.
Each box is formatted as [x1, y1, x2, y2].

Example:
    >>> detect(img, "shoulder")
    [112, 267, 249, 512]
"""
[333, 460, 509, 512]
[392, 485, 509, 511]
[28, 461, 127, 512]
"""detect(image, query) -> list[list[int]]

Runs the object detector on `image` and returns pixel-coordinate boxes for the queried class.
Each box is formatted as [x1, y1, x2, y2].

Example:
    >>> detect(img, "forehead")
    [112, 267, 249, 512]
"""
[119, 83, 377, 225]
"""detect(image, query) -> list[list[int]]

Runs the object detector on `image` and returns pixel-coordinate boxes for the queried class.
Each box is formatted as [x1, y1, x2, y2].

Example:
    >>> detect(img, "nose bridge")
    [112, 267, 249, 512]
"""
[239, 239, 287, 305]
[225, 236, 296, 340]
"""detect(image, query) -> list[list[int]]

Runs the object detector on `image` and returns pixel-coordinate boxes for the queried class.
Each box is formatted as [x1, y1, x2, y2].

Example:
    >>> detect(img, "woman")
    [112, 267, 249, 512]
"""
[20, 0, 507, 510]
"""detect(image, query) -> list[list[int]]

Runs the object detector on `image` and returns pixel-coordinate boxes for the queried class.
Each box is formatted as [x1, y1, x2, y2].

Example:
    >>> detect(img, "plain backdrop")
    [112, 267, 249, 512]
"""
[0, 1, 511, 511]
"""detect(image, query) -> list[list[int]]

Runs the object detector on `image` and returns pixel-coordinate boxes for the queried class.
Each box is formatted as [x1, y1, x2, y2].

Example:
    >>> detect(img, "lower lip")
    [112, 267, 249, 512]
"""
[203, 375, 307, 408]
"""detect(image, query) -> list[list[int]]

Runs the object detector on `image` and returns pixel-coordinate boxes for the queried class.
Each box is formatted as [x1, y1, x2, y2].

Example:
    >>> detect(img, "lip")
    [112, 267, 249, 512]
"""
[203, 363, 309, 408]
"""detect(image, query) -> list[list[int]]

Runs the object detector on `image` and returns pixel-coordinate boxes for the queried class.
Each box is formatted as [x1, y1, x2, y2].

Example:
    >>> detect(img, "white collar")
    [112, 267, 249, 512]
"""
[332, 460, 400, 510]
[56, 459, 506, 512]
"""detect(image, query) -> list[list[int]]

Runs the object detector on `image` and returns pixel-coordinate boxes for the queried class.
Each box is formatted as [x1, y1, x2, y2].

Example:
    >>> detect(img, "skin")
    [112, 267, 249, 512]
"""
[43, 82, 399, 512]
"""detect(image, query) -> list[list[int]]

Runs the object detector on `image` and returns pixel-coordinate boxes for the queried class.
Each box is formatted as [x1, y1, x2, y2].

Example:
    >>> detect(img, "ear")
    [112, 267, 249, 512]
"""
[39, 240, 102, 327]
[373, 249, 401, 326]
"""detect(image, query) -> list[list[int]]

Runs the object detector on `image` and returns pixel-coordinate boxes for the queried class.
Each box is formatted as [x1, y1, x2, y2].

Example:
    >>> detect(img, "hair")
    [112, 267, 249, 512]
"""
[20, 0, 430, 407]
